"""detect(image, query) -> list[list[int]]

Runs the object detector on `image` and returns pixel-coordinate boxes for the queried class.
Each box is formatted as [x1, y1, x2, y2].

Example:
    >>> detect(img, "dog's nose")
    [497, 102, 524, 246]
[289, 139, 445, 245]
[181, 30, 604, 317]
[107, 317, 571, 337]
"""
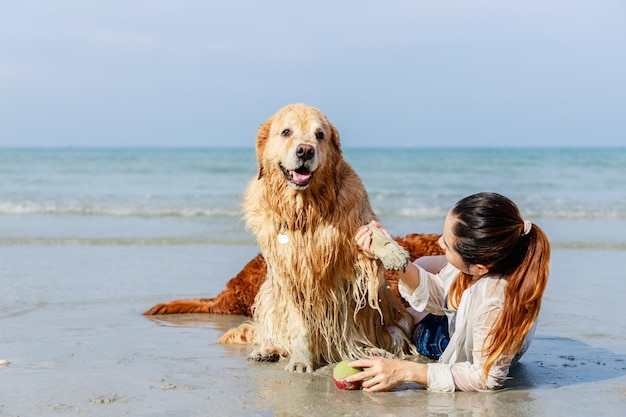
[296, 144, 315, 161]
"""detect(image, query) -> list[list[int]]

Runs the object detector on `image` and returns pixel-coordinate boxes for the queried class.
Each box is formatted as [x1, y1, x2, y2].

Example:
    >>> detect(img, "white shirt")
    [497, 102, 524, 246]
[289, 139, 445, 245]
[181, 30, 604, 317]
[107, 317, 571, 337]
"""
[398, 262, 534, 392]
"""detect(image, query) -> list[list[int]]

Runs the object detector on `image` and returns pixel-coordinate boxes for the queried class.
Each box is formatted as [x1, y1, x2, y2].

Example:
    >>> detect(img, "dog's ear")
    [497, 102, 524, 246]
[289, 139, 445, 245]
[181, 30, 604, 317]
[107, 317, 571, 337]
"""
[256, 118, 272, 179]
[330, 123, 341, 152]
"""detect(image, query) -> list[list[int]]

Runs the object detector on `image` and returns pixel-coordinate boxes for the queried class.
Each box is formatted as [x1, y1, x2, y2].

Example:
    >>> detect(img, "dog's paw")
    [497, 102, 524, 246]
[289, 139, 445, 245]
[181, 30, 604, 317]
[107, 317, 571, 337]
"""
[284, 360, 314, 373]
[367, 224, 410, 271]
[364, 347, 395, 359]
[248, 348, 280, 363]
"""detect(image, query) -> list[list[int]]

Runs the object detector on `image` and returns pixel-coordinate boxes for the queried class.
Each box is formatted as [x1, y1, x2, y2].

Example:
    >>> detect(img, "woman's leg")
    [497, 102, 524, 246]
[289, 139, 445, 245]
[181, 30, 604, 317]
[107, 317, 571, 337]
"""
[411, 313, 450, 359]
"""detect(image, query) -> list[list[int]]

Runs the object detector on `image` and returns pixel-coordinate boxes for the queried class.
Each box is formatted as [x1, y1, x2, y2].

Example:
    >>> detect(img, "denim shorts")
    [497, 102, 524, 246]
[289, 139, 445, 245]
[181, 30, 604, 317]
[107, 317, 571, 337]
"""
[411, 313, 450, 359]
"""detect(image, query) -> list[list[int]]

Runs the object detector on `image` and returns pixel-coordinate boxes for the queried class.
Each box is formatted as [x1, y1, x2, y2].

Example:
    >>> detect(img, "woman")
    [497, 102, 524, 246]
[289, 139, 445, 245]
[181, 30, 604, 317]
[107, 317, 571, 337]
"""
[348, 192, 550, 392]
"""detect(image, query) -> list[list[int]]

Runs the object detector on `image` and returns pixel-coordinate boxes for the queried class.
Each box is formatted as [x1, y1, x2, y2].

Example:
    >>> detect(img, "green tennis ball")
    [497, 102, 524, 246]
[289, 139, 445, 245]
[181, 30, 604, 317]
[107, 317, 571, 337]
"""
[332, 361, 363, 390]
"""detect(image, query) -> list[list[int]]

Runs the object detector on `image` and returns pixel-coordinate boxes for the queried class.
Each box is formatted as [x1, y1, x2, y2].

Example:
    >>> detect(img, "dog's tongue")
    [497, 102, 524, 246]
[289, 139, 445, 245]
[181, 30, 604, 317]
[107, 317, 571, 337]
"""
[290, 170, 312, 184]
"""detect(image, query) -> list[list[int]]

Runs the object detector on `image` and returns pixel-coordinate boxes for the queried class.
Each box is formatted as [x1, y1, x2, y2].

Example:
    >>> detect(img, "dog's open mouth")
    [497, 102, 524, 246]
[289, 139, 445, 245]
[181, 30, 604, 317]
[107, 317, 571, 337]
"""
[280, 164, 313, 189]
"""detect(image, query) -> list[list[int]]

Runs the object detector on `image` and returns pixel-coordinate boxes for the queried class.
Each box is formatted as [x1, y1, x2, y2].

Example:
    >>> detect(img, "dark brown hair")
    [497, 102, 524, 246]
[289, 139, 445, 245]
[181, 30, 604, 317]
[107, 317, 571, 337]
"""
[447, 192, 550, 382]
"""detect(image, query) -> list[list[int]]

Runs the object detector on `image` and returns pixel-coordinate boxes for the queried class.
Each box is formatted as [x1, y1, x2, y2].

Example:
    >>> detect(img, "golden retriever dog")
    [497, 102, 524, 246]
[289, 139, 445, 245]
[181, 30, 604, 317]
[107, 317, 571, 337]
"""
[233, 103, 415, 372]
[145, 103, 445, 372]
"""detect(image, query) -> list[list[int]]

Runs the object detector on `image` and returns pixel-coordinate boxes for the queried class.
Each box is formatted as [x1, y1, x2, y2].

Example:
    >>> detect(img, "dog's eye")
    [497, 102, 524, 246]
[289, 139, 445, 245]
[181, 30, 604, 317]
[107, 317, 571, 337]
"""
[315, 131, 324, 140]
[281, 129, 291, 137]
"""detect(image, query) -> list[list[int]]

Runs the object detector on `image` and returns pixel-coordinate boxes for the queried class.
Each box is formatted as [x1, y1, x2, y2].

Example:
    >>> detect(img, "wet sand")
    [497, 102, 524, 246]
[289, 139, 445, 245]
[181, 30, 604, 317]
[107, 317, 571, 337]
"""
[1, 245, 625, 416]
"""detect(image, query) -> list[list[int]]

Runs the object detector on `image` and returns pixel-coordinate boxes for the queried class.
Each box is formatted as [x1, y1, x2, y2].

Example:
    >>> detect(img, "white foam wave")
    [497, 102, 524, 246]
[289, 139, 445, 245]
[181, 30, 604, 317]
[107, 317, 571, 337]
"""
[551, 242, 626, 250]
[2, 201, 626, 220]
[0, 237, 256, 246]
[0, 202, 240, 218]
[379, 206, 626, 220]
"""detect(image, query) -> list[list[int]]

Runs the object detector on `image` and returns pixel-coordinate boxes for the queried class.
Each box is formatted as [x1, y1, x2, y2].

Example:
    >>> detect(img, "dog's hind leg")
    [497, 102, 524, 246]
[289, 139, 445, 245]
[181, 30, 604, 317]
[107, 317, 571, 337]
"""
[248, 347, 283, 363]
[217, 322, 257, 344]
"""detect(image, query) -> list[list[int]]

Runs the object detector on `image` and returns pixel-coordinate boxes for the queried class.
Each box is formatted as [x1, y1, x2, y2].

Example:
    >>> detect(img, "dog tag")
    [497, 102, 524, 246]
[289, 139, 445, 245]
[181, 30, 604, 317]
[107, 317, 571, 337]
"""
[278, 232, 289, 244]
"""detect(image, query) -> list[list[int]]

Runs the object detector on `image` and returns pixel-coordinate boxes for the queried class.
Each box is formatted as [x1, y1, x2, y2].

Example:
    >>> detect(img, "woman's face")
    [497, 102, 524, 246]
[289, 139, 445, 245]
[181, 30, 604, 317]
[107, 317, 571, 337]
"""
[438, 211, 490, 278]
[438, 212, 469, 274]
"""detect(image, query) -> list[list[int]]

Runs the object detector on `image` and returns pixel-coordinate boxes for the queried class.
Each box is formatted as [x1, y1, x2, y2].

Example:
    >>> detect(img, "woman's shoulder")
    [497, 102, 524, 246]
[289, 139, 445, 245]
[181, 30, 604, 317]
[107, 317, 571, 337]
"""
[440, 262, 459, 278]
[476, 274, 506, 289]
[472, 275, 507, 303]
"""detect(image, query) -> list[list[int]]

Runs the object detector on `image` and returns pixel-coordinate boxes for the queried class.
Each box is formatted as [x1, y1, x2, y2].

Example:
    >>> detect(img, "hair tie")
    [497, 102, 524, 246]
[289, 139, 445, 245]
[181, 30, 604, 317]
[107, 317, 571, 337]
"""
[522, 220, 532, 236]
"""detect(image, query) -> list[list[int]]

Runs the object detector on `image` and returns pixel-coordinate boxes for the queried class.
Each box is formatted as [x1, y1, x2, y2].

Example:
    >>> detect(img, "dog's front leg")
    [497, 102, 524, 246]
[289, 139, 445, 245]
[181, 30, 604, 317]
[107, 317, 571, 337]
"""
[284, 325, 314, 373]
[367, 224, 410, 271]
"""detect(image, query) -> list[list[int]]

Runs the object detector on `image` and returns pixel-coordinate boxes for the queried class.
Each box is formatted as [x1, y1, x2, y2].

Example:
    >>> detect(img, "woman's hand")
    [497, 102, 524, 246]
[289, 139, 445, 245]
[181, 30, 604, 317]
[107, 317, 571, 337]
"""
[355, 221, 391, 259]
[346, 357, 428, 392]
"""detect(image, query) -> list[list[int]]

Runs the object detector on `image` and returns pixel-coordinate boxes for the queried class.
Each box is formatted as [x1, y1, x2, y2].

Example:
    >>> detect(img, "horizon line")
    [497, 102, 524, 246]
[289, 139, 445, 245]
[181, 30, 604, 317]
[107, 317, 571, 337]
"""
[2, 145, 625, 150]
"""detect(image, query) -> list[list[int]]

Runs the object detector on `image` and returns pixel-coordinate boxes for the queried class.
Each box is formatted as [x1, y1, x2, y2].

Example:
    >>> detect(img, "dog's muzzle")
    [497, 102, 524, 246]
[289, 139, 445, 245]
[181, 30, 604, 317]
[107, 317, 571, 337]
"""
[280, 144, 316, 189]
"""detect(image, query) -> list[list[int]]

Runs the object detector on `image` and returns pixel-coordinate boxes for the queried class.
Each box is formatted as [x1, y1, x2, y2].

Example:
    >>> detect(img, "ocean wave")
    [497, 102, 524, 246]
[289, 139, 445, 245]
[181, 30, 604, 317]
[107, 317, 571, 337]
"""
[2, 201, 626, 220]
[523, 208, 626, 220]
[376, 206, 626, 220]
[0, 202, 241, 218]
[550, 242, 626, 250]
[0, 237, 257, 246]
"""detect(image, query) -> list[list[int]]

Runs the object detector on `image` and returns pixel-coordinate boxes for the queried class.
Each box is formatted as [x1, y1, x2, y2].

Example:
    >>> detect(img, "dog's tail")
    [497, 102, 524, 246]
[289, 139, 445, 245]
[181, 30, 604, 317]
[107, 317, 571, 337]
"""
[143, 296, 245, 316]
[143, 253, 267, 317]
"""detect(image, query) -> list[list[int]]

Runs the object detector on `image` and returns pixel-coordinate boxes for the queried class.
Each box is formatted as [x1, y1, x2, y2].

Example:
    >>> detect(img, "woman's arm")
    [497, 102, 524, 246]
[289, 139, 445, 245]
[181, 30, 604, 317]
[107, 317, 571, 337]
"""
[400, 254, 448, 293]
[415, 255, 447, 274]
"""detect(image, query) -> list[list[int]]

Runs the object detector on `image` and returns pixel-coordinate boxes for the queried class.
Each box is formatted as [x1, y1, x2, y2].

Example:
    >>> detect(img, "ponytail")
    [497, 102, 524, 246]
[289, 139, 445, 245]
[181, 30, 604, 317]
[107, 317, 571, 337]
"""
[446, 193, 551, 383]
[481, 224, 550, 382]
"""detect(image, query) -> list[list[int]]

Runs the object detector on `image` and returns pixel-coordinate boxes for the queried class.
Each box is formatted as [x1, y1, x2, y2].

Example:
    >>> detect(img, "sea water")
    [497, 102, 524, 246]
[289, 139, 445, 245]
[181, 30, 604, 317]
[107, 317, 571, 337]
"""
[1, 147, 625, 248]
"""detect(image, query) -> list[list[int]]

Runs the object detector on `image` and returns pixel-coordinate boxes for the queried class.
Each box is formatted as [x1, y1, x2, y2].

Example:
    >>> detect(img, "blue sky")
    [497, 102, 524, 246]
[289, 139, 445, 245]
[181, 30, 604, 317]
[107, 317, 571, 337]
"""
[1, 0, 624, 148]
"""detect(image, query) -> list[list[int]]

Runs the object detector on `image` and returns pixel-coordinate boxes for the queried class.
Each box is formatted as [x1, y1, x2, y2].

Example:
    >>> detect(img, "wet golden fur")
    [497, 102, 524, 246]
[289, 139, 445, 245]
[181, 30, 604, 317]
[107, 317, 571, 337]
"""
[229, 103, 411, 372]
[144, 103, 445, 372]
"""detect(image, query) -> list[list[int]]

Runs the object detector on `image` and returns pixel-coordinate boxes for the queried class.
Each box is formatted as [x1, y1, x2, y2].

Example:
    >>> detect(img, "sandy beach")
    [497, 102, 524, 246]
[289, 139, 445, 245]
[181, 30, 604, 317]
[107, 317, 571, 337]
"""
[1, 242, 625, 417]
